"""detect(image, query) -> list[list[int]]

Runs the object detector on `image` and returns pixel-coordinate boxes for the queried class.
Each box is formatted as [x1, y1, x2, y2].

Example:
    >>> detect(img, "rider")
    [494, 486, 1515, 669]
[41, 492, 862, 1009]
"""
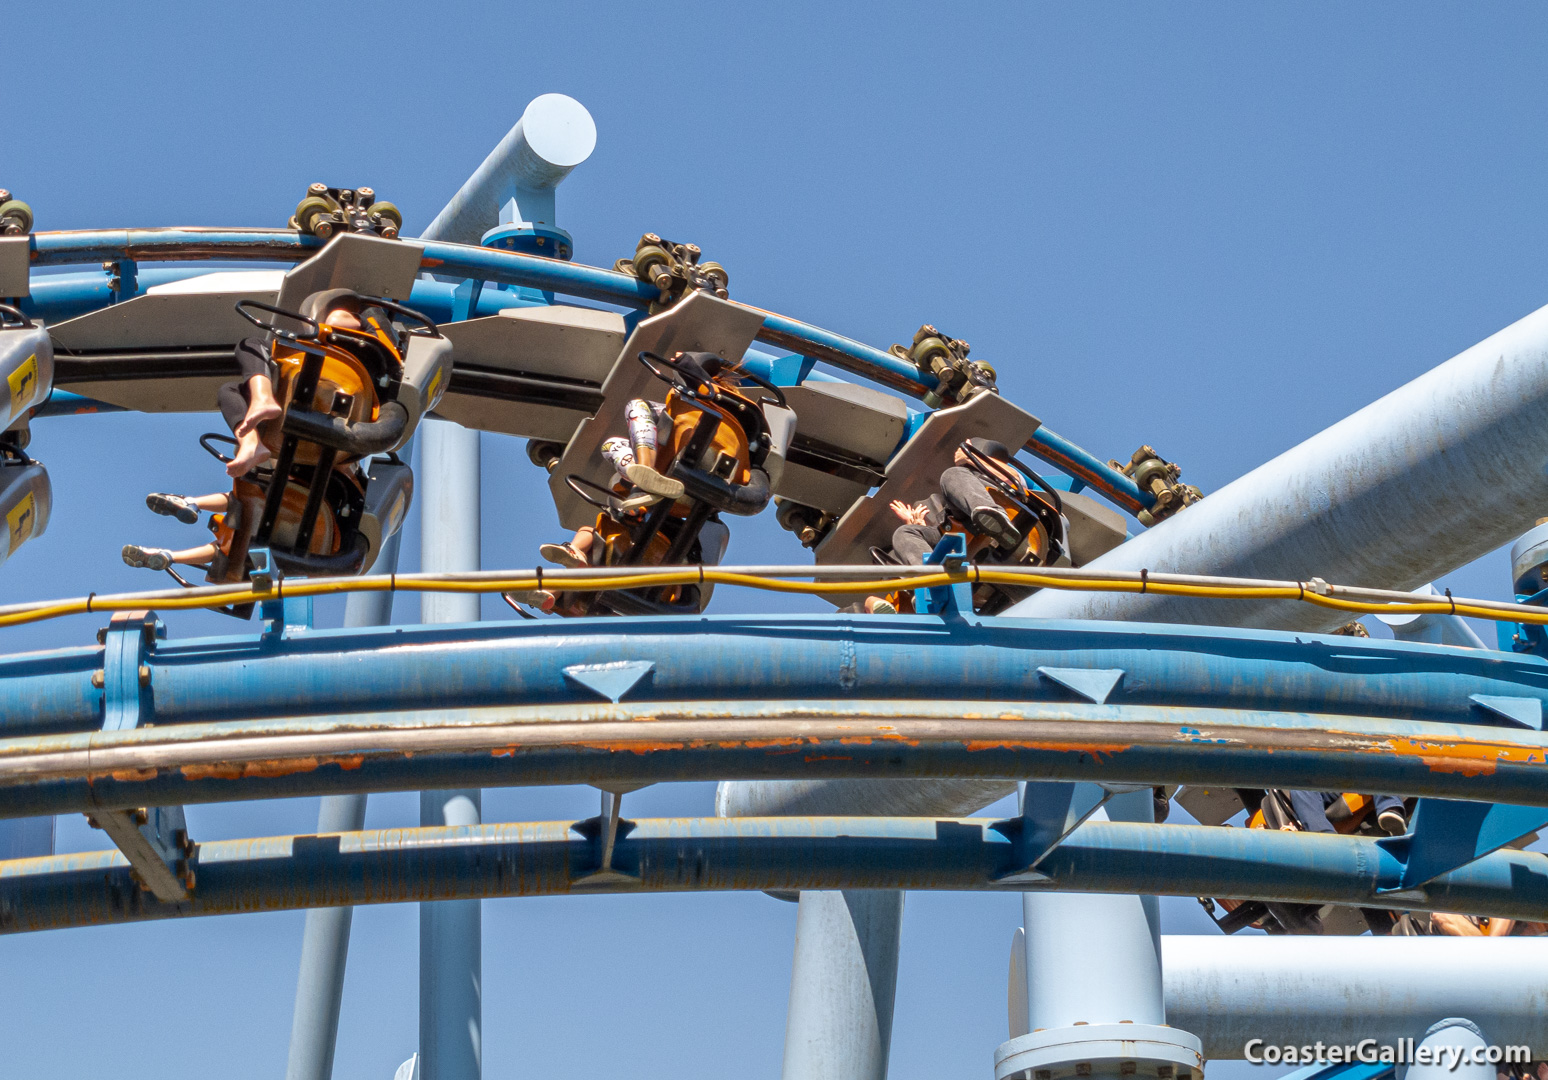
[887, 438, 1025, 564]
[121, 304, 364, 573]
[539, 398, 678, 570]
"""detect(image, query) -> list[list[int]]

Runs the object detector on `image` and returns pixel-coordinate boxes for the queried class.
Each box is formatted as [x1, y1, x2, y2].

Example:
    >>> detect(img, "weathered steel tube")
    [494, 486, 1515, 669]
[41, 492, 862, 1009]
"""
[1162, 936, 1548, 1059]
[5, 699, 1547, 820]
[2, 818, 1545, 935]
[1010, 302, 1548, 631]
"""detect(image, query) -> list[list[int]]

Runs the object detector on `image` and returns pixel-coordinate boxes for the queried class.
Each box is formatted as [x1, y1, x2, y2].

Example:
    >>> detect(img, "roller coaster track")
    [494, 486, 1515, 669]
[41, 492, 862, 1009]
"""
[7, 227, 1547, 943]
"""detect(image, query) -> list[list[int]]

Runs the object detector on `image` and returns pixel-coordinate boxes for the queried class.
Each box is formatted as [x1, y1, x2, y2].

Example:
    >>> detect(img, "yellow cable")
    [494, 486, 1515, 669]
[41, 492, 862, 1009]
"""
[1, 564, 1545, 634]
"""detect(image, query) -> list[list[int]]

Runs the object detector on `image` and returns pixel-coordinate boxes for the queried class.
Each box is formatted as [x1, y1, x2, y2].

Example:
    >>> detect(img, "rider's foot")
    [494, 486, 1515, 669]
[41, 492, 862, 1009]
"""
[618, 491, 663, 512]
[1378, 807, 1408, 836]
[866, 598, 898, 615]
[227, 434, 272, 478]
[234, 400, 282, 438]
[503, 589, 556, 613]
[122, 544, 173, 572]
[623, 462, 685, 499]
[539, 542, 590, 569]
[146, 493, 200, 524]
[971, 505, 1022, 551]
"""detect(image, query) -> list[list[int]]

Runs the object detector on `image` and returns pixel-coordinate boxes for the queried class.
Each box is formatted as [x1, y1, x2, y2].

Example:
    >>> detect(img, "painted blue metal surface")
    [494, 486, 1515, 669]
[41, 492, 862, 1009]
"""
[5, 611, 1548, 737]
[0, 613, 1546, 817]
[1377, 797, 1548, 889]
[0, 816, 1544, 935]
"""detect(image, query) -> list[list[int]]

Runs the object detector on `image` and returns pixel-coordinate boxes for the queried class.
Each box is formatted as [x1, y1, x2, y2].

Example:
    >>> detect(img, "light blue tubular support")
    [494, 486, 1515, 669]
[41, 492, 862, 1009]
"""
[1000, 787, 1201, 1080]
[1162, 935, 1548, 1059]
[417, 420, 483, 1080]
[1406, 1019, 1495, 1080]
[285, 528, 403, 1080]
[782, 890, 904, 1080]
[418, 95, 595, 251]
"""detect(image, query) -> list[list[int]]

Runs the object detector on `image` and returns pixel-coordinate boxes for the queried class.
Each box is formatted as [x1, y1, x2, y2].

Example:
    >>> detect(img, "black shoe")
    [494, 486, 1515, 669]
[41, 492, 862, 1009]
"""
[971, 505, 1022, 550]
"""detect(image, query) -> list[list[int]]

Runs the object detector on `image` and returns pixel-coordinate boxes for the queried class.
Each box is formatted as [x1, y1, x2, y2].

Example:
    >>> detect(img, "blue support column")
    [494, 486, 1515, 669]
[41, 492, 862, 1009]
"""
[999, 786, 1202, 1080]
[418, 420, 482, 1080]
[285, 529, 403, 1080]
[781, 890, 904, 1080]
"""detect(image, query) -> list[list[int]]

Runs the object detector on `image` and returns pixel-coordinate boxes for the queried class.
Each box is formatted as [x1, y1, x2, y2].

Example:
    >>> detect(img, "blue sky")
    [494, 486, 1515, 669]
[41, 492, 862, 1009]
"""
[5, 3, 1547, 1078]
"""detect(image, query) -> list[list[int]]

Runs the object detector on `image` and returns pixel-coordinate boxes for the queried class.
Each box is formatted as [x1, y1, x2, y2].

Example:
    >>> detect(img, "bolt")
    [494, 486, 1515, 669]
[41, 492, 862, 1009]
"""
[138, 664, 151, 686]
[309, 182, 328, 196]
[132, 808, 148, 825]
[85, 815, 101, 830]
[90, 670, 105, 688]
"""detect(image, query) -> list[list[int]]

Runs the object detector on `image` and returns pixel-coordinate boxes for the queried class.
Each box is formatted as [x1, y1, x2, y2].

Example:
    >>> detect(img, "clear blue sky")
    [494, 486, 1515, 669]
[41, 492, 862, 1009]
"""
[5, 3, 1547, 1077]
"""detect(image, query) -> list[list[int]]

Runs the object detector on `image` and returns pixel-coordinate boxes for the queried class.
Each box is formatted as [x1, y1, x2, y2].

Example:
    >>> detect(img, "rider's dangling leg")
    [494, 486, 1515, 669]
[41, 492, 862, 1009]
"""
[619, 398, 684, 499]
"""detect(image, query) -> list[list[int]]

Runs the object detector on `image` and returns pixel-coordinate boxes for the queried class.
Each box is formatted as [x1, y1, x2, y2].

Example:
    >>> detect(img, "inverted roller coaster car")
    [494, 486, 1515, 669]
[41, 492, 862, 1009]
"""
[1198, 788, 1424, 937]
[545, 348, 787, 617]
[0, 442, 50, 572]
[203, 290, 446, 586]
[0, 304, 53, 446]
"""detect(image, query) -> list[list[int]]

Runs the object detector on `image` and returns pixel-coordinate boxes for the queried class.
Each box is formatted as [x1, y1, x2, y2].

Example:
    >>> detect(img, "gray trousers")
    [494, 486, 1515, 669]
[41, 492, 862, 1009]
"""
[890, 466, 999, 564]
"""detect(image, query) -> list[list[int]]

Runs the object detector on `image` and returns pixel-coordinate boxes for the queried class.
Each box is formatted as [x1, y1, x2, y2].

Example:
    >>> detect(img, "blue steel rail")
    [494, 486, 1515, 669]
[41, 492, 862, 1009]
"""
[0, 612, 1545, 818]
[3, 816, 1545, 935]
[20, 228, 1150, 513]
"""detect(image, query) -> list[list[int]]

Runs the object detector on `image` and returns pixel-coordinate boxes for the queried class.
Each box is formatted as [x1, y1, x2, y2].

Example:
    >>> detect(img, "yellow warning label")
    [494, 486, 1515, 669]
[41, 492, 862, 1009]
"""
[8, 491, 35, 554]
[425, 364, 445, 407]
[8, 354, 37, 410]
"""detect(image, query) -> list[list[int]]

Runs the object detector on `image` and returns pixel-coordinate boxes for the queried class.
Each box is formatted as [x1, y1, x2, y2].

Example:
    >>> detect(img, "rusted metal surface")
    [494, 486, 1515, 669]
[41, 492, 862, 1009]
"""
[0, 699, 1541, 819]
[0, 817, 1543, 935]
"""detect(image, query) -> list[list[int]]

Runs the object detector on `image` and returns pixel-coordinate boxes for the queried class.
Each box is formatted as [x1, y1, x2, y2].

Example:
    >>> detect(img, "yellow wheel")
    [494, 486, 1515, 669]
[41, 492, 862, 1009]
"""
[0, 200, 33, 234]
[293, 196, 336, 235]
[368, 201, 402, 229]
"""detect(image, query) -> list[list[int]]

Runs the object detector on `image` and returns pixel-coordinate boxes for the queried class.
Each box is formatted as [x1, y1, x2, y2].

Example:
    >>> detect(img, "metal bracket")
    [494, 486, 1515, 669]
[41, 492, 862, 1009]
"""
[990, 781, 1113, 883]
[106, 257, 138, 305]
[920, 533, 972, 616]
[570, 784, 649, 885]
[1376, 797, 1548, 891]
[450, 278, 485, 321]
[87, 804, 195, 902]
[97, 610, 162, 732]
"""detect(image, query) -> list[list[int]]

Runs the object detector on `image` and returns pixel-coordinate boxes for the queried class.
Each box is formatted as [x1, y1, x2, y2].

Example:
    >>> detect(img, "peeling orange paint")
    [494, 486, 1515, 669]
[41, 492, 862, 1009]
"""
[180, 757, 324, 781]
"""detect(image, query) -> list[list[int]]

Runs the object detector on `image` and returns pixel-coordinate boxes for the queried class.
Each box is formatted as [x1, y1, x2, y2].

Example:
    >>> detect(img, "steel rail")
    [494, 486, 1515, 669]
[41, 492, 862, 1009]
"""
[1, 698, 1545, 819]
[24, 229, 1151, 510]
[7, 608, 1548, 731]
[2, 817, 1544, 935]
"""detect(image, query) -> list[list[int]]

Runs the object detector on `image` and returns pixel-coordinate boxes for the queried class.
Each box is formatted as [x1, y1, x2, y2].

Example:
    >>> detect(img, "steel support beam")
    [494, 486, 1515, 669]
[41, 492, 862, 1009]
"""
[417, 420, 482, 1080]
[781, 890, 903, 1080]
[1002, 788, 1201, 1080]
[3, 817, 1546, 936]
[1161, 936, 1548, 1059]
[1012, 301, 1548, 633]
[285, 529, 403, 1080]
